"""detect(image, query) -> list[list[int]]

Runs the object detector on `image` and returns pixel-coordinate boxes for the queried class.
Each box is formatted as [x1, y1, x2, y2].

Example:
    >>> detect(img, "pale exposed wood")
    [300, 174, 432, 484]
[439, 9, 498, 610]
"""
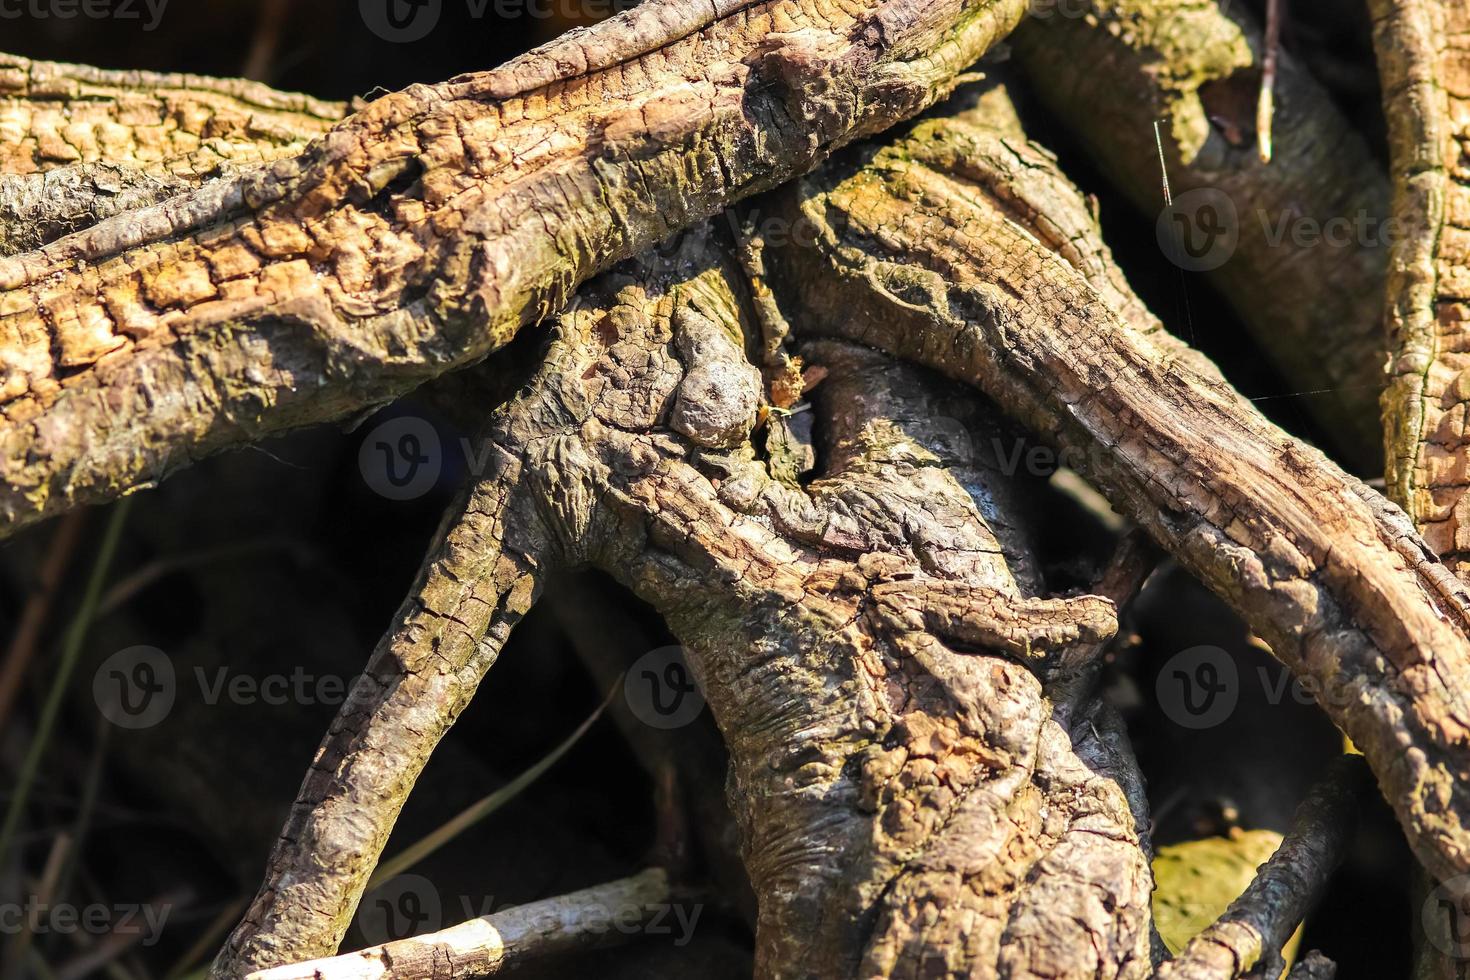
[245, 870, 672, 980]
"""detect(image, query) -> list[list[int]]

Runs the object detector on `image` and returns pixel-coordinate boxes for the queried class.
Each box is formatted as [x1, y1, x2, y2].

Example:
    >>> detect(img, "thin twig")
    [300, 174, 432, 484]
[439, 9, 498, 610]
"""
[246, 869, 673, 980]
[0, 499, 132, 863]
[1153, 756, 1371, 979]
[1257, 0, 1281, 163]
[366, 680, 619, 890]
[0, 510, 87, 732]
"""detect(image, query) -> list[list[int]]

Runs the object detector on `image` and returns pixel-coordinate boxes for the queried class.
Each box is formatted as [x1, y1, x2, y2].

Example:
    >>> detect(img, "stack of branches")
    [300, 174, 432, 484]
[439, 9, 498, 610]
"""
[0, 0, 1467, 976]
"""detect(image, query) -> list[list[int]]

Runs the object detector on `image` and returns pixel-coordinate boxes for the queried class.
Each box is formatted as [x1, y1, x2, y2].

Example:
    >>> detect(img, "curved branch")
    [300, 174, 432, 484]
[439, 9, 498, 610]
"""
[212, 461, 555, 977]
[1014, 0, 1389, 463]
[764, 94, 1470, 888]
[0, 0, 1027, 537]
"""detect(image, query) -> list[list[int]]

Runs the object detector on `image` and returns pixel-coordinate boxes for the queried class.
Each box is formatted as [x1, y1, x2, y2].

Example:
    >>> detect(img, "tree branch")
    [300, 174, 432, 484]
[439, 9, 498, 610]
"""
[0, 0, 1027, 538]
[1154, 756, 1370, 980]
[244, 869, 673, 980]
[1015, 0, 1390, 463]
[764, 92, 1470, 889]
[212, 456, 555, 977]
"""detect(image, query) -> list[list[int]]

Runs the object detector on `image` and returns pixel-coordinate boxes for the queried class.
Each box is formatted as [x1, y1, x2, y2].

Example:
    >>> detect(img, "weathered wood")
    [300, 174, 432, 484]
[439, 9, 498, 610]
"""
[1372, 0, 1470, 581]
[245, 869, 673, 980]
[764, 99, 1470, 890]
[0, 0, 1026, 538]
[1014, 0, 1390, 464]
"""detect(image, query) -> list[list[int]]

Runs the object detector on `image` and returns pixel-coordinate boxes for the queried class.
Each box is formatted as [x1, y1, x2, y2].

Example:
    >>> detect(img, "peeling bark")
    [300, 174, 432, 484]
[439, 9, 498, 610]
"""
[0, 0, 1026, 537]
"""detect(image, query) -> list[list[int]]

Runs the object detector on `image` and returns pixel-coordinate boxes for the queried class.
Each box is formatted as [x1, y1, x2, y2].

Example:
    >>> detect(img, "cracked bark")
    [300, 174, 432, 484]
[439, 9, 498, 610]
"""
[228, 218, 1161, 978]
[761, 94, 1470, 891]
[212, 450, 555, 976]
[1370, 4, 1470, 976]
[0, 0, 1027, 537]
[1372, 0, 1470, 581]
[1, 12, 1457, 980]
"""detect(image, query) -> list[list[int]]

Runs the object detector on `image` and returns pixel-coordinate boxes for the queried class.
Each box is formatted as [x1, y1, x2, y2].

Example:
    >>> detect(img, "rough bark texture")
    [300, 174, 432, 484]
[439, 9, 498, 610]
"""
[228, 211, 1163, 978]
[5, 14, 1458, 980]
[0, 0, 1027, 538]
[1373, 0, 1470, 580]
[762, 98, 1470, 891]
[213, 451, 554, 976]
[551, 234, 1158, 979]
[1013, 0, 1390, 464]
[1370, 5, 1470, 977]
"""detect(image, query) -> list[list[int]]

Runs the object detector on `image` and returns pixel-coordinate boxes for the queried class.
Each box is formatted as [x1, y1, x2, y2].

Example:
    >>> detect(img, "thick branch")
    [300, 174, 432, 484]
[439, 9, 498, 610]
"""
[0, 0, 1026, 537]
[764, 97, 1470, 888]
[1014, 0, 1389, 463]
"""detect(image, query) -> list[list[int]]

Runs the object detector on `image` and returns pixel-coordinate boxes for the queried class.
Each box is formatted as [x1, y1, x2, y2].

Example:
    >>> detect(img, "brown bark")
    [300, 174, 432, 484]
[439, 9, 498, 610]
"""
[1013, 0, 1390, 465]
[1, 13, 1455, 980]
[1372, 0, 1470, 582]
[213, 449, 554, 975]
[761, 95, 1470, 891]
[0, 0, 1026, 538]
[226, 215, 1162, 978]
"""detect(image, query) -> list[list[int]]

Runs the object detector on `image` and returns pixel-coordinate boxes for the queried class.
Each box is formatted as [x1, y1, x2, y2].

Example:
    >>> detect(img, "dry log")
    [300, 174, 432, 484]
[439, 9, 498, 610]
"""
[0, 0, 1027, 537]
